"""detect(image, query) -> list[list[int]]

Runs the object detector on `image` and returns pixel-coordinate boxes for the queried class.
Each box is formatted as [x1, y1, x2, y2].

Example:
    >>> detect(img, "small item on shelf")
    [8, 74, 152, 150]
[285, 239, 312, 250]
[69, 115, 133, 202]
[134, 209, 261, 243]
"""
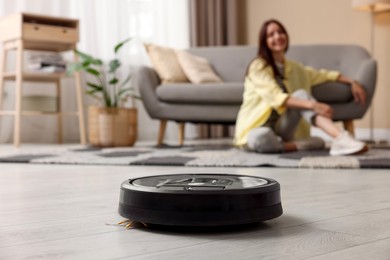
[26, 51, 66, 73]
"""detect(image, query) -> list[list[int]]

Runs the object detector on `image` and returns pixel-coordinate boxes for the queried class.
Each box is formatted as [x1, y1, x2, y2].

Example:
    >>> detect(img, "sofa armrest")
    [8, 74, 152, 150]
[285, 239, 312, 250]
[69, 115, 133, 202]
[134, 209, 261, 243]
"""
[312, 58, 377, 121]
[134, 66, 162, 118]
[354, 58, 377, 106]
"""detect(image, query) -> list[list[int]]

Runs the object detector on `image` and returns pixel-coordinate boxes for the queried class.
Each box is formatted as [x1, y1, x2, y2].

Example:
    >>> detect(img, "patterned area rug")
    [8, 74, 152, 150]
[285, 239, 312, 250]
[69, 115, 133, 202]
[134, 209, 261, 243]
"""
[0, 144, 390, 168]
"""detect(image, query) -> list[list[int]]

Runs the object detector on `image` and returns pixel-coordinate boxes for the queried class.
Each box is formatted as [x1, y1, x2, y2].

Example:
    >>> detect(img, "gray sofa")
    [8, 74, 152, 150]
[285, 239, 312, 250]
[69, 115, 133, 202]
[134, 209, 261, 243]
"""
[136, 45, 376, 145]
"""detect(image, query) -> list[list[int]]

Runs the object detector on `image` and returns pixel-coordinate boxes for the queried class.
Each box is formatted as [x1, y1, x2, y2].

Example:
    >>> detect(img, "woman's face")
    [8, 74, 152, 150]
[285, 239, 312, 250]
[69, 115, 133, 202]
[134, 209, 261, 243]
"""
[266, 22, 287, 54]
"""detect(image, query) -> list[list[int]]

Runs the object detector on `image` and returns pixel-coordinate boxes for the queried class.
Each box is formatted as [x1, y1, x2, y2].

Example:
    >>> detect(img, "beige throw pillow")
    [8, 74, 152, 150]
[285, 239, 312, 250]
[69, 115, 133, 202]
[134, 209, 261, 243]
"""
[144, 44, 189, 83]
[176, 50, 223, 83]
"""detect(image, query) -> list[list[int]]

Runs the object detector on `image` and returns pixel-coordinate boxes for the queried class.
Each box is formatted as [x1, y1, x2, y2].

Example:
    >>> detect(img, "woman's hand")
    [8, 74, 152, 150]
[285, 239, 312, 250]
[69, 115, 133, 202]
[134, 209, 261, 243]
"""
[351, 81, 367, 106]
[312, 101, 333, 119]
[285, 97, 333, 118]
[337, 75, 367, 106]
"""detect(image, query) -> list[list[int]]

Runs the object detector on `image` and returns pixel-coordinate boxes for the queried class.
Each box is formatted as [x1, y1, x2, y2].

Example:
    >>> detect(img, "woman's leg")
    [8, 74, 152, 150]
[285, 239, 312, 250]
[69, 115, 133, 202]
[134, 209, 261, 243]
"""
[315, 115, 368, 156]
[278, 90, 366, 155]
[314, 115, 340, 138]
[246, 127, 285, 153]
[247, 89, 366, 155]
[276, 89, 316, 141]
[276, 89, 326, 151]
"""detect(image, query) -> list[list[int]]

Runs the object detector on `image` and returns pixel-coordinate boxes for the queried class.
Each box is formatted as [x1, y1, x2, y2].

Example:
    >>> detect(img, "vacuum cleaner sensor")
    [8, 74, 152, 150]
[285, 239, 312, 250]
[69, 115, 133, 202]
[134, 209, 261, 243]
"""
[119, 174, 282, 226]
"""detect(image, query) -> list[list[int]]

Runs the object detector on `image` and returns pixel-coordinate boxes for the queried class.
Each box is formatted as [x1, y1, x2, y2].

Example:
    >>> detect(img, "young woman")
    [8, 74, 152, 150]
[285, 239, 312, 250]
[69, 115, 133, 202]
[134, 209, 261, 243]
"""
[234, 19, 368, 156]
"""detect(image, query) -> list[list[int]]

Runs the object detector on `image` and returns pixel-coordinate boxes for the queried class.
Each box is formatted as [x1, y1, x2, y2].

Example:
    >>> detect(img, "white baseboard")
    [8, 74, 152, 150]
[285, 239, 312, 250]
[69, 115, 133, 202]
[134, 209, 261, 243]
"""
[354, 128, 390, 143]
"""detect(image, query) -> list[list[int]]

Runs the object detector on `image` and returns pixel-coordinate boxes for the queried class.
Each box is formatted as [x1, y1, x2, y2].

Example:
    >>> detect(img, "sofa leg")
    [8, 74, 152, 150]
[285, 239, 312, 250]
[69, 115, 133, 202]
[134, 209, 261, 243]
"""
[157, 120, 167, 146]
[178, 122, 185, 146]
[343, 119, 355, 136]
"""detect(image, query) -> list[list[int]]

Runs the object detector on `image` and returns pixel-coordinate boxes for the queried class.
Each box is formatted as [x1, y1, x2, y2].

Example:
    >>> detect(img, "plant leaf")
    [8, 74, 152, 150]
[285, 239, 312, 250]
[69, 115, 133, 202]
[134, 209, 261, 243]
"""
[109, 59, 121, 73]
[66, 62, 84, 74]
[120, 74, 132, 88]
[90, 59, 103, 65]
[86, 89, 100, 95]
[109, 78, 119, 85]
[85, 90, 103, 102]
[86, 68, 100, 76]
[74, 49, 94, 62]
[74, 49, 102, 65]
[87, 82, 103, 91]
[82, 61, 91, 67]
[117, 88, 141, 100]
[114, 38, 131, 54]
[117, 87, 132, 98]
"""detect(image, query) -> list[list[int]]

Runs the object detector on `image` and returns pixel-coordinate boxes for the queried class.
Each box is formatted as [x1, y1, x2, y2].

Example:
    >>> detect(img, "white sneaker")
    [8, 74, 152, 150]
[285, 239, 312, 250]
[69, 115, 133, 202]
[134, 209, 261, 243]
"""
[330, 131, 368, 156]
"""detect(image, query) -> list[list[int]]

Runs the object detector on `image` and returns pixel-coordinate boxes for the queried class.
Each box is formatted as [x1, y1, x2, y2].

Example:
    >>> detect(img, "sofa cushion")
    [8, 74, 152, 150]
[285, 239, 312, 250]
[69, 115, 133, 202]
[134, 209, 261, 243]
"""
[312, 82, 353, 103]
[156, 81, 351, 105]
[156, 82, 244, 104]
[187, 46, 257, 82]
[176, 50, 223, 83]
[145, 43, 189, 83]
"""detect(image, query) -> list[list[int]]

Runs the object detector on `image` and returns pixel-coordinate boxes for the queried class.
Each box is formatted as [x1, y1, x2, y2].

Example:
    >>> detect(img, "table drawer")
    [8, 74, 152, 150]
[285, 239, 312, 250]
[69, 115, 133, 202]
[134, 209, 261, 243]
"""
[23, 23, 78, 43]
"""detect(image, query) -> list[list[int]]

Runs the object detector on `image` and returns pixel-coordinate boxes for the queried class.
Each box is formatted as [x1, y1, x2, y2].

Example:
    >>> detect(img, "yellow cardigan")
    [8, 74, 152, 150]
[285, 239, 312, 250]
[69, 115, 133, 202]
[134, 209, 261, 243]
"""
[234, 57, 340, 146]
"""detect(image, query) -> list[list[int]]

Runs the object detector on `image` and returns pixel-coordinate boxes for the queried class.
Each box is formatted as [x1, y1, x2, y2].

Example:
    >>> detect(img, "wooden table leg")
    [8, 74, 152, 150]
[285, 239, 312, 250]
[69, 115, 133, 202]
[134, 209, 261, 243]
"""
[0, 47, 6, 111]
[178, 122, 185, 146]
[157, 120, 167, 146]
[73, 53, 86, 145]
[56, 79, 63, 143]
[14, 40, 23, 146]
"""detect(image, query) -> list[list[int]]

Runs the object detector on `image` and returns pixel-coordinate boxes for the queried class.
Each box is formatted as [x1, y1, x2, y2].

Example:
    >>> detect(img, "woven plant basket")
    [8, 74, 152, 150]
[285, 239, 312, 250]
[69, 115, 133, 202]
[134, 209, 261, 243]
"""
[88, 106, 137, 147]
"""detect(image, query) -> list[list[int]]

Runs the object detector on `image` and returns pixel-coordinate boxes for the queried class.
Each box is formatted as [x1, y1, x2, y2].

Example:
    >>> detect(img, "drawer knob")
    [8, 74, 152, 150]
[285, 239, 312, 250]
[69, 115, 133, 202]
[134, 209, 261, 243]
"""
[63, 29, 67, 33]
[34, 26, 39, 30]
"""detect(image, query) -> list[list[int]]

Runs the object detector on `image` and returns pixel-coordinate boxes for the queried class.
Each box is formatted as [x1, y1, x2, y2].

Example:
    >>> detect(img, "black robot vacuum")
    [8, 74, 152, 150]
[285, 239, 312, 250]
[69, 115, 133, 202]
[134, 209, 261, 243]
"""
[119, 173, 282, 226]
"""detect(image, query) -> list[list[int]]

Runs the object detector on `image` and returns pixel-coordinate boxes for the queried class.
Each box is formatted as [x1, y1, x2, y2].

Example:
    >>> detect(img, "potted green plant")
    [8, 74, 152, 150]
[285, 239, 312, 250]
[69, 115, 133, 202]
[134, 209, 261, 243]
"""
[68, 38, 141, 147]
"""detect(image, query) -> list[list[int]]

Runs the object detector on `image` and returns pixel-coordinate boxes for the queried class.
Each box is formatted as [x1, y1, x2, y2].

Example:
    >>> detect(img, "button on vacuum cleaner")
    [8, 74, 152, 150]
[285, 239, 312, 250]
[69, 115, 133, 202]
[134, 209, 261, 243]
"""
[119, 174, 283, 226]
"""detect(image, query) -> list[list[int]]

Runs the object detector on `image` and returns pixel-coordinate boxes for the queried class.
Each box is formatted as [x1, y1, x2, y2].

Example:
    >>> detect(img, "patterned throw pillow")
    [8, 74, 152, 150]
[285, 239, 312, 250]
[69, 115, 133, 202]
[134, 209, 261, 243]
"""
[144, 43, 189, 83]
[176, 50, 223, 84]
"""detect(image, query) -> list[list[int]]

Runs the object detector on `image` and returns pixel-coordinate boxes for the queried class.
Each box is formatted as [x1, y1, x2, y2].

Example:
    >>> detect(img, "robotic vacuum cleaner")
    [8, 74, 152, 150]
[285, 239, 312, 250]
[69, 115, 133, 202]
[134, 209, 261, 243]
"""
[119, 174, 282, 226]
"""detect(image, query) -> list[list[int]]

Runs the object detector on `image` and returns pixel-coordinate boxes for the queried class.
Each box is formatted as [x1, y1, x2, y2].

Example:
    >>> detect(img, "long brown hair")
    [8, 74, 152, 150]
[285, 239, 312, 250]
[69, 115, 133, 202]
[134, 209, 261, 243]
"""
[256, 19, 289, 79]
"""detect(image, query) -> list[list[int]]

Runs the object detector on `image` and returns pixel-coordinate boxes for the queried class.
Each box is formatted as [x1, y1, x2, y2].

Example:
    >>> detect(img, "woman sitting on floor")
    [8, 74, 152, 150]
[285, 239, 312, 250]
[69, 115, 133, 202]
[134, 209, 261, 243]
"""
[234, 19, 368, 156]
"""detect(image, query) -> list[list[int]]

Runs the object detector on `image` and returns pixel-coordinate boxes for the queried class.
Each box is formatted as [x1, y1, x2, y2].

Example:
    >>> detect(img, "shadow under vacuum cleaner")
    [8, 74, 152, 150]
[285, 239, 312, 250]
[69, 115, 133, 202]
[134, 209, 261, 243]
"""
[119, 174, 283, 227]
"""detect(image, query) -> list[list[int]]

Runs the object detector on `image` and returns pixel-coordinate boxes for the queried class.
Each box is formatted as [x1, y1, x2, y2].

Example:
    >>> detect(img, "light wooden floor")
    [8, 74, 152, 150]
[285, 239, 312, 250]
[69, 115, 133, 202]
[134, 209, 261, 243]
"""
[1, 156, 390, 259]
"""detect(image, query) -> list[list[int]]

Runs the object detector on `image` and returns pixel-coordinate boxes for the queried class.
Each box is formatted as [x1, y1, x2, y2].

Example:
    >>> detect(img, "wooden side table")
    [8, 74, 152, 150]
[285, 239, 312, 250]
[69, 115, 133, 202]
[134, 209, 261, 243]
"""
[0, 12, 86, 146]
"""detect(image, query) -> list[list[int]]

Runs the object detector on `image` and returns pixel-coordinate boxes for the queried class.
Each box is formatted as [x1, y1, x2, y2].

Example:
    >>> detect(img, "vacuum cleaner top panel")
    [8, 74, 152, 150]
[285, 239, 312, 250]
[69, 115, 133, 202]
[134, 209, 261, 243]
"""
[124, 174, 277, 194]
